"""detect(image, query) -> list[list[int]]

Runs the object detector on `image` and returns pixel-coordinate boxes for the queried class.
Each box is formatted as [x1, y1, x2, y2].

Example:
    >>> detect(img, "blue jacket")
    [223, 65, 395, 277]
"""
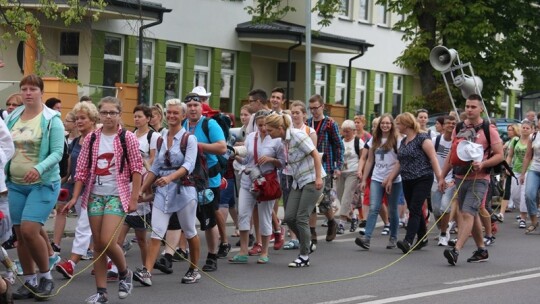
[5, 105, 65, 185]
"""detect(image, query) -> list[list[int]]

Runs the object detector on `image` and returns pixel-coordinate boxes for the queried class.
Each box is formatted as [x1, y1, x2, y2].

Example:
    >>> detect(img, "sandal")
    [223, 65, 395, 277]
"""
[525, 223, 538, 234]
[257, 256, 269, 264]
[288, 256, 309, 268]
[228, 254, 248, 264]
[283, 240, 299, 250]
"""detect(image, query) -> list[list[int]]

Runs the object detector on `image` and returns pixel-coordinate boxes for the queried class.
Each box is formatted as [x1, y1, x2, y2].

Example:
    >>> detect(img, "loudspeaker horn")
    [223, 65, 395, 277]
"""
[429, 46, 458, 72]
[454, 75, 483, 99]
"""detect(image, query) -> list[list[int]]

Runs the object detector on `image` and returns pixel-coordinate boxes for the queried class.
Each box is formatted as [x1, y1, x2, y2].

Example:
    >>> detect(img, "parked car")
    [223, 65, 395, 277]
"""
[494, 118, 521, 142]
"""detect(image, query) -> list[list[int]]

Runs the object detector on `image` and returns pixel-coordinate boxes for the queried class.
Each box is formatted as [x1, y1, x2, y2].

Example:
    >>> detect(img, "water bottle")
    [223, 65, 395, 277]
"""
[0, 246, 17, 273]
[198, 189, 214, 204]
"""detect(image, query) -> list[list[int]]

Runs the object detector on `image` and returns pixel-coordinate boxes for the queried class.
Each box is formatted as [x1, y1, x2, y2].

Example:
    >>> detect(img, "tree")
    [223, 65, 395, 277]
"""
[382, 0, 540, 113]
[0, 0, 107, 77]
[246, 0, 342, 27]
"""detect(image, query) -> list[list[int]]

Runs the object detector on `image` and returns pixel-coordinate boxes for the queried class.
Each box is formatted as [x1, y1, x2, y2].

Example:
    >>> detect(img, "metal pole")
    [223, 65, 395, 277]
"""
[346, 49, 365, 119]
[287, 40, 302, 109]
[138, 13, 164, 105]
[305, 0, 311, 106]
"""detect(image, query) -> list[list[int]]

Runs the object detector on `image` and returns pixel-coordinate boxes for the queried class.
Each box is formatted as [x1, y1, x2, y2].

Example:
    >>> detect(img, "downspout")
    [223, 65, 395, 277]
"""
[138, 13, 165, 104]
[346, 46, 366, 119]
[286, 37, 302, 109]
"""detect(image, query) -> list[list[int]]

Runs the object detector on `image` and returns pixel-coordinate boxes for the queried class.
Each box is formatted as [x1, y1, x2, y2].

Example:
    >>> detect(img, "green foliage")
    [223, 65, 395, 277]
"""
[246, 0, 342, 27]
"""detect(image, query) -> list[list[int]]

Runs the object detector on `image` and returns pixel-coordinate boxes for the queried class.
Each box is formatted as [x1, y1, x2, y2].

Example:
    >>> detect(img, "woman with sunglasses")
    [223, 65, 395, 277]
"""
[65, 96, 143, 303]
[4, 93, 23, 118]
[134, 98, 201, 286]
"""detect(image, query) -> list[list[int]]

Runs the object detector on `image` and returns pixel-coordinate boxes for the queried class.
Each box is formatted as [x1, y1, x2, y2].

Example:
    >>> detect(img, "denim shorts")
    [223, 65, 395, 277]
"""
[7, 181, 60, 225]
[88, 194, 125, 217]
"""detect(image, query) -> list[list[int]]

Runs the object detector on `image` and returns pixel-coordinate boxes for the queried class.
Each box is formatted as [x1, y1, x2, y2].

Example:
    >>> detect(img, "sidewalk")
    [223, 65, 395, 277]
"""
[44, 206, 287, 237]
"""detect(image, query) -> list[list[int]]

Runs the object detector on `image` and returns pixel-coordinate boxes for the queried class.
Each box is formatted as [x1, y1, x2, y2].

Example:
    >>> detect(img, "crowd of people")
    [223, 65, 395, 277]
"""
[0, 70, 538, 304]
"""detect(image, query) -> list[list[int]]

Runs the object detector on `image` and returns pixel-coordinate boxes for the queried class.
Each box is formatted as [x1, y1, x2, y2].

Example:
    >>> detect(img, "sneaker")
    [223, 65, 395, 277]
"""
[122, 241, 132, 255]
[484, 236, 495, 246]
[467, 249, 489, 263]
[519, 219, 526, 229]
[248, 243, 262, 256]
[381, 225, 390, 235]
[181, 268, 201, 284]
[172, 248, 189, 262]
[337, 223, 345, 235]
[444, 247, 459, 266]
[326, 220, 337, 242]
[51, 242, 61, 253]
[273, 226, 285, 250]
[354, 236, 370, 250]
[495, 213, 504, 223]
[48, 253, 61, 272]
[133, 267, 152, 286]
[412, 238, 428, 251]
[34, 277, 55, 301]
[107, 270, 119, 282]
[396, 240, 412, 254]
[321, 220, 328, 227]
[448, 221, 457, 234]
[438, 234, 449, 247]
[13, 282, 38, 300]
[217, 243, 231, 259]
[56, 260, 74, 279]
[81, 249, 94, 260]
[288, 256, 309, 268]
[201, 258, 217, 272]
[118, 269, 133, 299]
[358, 220, 367, 235]
[349, 218, 358, 232]
[448, 238, 458, 247]
[154, 256, 173, 274]
[386, 237, 397, 249]
[309, 240, 317, 254]
[85, 292, 109, 304]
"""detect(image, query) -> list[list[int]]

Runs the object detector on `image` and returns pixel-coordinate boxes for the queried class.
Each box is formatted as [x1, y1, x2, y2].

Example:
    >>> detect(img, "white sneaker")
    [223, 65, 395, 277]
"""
[438, 234, 449, 246]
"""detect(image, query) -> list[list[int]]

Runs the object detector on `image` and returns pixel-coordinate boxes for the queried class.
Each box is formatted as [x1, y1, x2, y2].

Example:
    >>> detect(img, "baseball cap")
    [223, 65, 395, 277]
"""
[191, 86, 211, 97]
[456, 141, 483, 162]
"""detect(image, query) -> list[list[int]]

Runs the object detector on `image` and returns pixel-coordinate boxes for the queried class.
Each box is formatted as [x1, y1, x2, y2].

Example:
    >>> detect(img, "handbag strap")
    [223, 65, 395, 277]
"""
[254, 132, 259, 164]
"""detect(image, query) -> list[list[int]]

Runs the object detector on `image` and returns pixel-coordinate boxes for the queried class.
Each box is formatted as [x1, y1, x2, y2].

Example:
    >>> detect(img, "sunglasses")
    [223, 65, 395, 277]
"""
[6, 103, 21, 107]
[184, 96, 200, 102]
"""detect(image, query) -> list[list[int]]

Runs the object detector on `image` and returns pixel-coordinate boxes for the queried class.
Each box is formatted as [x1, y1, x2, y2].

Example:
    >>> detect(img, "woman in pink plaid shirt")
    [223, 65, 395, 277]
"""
[64, 97, 143, 304]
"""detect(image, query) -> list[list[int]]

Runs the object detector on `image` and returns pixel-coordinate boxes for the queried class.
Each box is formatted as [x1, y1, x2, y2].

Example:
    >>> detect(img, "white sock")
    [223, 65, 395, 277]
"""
[24, 274, 37, 286]
[69, 260, 76, 268]
[37, 271, 52, 280]
[299, 254, 309, 260]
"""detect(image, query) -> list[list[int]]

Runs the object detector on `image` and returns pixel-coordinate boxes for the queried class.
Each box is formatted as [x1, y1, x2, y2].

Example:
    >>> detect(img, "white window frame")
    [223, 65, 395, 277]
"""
[392, 75, 403, 116]
[355, 69, 367, 114]
[220, 50, 236, 112]
[314, 64, 327, 101]
[164, 43, 183, 101]
[338, 0, 351, 19]
[194, 47, 211, 90]
[335, 67, 347, 105]
[376, 3, 390, 27]
[358, 0, 371, 23]
[135, 39, 155, 104]
[374, 72, 386, 114]
[103, 34, 124, 93]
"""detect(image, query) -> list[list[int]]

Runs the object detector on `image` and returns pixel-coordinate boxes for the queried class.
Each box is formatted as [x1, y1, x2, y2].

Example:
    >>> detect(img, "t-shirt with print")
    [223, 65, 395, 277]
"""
[92, 133, 119, 196]
[434, 135, 453, 183]
[511, 139, 527, 173]
[342, 137, 363, 173]
[10, 114, 43, 184]
[370, 138, 401, 184]
[398, 133, 433, 181]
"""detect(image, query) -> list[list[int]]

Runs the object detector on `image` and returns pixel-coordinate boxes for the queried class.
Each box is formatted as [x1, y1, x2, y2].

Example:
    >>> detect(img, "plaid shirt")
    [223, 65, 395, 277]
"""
[74, 127, 143, 212]
[307, 116, 344, 174]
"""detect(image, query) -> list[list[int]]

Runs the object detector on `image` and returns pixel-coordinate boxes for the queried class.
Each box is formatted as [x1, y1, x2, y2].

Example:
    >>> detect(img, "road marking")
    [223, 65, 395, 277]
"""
[357, 272, 540, 304]
[315, 295, 376, 304]
[445, 266, 540, 284]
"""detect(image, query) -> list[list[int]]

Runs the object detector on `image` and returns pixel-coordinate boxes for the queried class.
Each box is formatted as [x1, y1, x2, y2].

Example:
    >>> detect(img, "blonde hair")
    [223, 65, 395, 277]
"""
[354, 114, 366, 125]
[395, 112, 421, 133]
[72, 100, 100, 124]
[341, 119, 356, 130]
[290, 100, 307, 114]
[508, 123, 521, 137]
[6, 93, 23, 106]
[166, 98, 187, 114]
[265, 113, 291, 130]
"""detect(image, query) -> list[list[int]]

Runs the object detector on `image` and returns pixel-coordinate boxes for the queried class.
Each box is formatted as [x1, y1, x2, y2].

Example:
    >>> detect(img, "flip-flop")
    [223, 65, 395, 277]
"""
[257, 256, 269, 264]
[228, 254, 248, 264]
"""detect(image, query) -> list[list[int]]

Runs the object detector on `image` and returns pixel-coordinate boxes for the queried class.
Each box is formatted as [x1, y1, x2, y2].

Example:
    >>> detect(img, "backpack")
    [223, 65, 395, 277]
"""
[354, 137, 362, 157]
[59, 137, 69, 178]
[87, 129, 130, 176]
[178, 132, 210, 203]
[202, 115, 232, 177]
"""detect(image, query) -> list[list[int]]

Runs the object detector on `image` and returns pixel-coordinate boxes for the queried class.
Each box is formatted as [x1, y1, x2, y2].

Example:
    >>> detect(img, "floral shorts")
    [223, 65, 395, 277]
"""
[88, 194, 125, 217]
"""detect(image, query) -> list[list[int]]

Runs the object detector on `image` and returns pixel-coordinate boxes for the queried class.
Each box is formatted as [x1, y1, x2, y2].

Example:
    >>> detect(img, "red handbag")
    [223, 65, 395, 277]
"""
[253, 133, 282, 202]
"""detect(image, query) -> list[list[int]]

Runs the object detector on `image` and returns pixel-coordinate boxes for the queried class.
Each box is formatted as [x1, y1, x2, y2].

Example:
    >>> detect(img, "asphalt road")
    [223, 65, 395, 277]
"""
[11, 214, 540, 304]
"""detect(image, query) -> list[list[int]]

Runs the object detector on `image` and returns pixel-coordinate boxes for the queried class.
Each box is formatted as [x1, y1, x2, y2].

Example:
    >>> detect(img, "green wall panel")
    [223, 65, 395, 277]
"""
[124, 36, 137, 84]
[89, 31, 105, 86]
[328, 65, 337, 104]
[182, 45, 196, 98]
[210, 48, 222, 109]
[385, 72, 393, 115]
[236, 51, 252, 113]
[153, 40, 167, 105]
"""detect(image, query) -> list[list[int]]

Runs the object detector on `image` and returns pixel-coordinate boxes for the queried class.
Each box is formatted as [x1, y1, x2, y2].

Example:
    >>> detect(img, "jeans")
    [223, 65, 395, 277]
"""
[524, 170, 540, 217]
[403, 175, 433, 243]
[364, 180, 402, 239]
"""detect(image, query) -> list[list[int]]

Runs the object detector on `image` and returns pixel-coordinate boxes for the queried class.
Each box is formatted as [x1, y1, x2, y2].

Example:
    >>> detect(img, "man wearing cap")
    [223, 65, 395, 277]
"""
[183, 92, 227, 272]
[191, 86, 215, 115]
[440, 94, 503, 265]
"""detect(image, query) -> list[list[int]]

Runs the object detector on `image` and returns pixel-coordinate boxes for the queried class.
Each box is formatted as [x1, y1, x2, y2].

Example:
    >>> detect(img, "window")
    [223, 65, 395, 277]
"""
[374, 72, 385, 115]
[355, 70, 367, 114]
[59, 32, 80, 79]
[376, 3, 389, 26]
[358, 0, 370, 22]
[194, 48, 210, 89]
[335, 67, 347, 105]
[339, 0, 350, 18]
[392, 75, 403, 116]
[135, 39, 154, 104]
[220, 51, 236, 112]
[314, 64, 327, 101]
[103, 35, 124, 97]
[165, 44, 183, 101]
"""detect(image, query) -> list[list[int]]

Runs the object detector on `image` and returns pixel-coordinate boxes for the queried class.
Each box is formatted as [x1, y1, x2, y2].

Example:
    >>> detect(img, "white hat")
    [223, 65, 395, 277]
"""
[191, 86, 211, 97]
[456, 141, 483, 162]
